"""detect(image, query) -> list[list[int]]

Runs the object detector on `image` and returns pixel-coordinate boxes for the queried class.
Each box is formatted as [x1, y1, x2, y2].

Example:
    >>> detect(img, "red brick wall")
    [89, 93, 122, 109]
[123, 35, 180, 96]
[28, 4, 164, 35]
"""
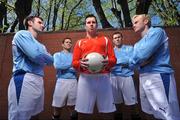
[0, 27, 179, 120]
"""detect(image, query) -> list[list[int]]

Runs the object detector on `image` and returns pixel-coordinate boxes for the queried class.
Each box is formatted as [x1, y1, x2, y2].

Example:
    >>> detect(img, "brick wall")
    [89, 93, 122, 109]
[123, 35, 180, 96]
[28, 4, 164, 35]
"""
[0, 27, 179, 120]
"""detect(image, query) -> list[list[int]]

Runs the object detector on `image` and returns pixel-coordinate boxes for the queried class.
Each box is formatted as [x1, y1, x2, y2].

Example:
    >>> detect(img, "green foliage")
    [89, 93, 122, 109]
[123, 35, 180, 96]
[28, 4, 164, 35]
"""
[151, 0, 180, 26]
[30, 0, 91, 31]
[1, 0, 180, 33]
[0, 24, 8, 32]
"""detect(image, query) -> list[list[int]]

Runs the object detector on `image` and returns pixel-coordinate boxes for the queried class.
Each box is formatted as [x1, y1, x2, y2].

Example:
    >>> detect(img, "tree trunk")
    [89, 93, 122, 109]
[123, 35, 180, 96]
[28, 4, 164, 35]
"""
[15, 0, 33, 30]
[111, 8, 124, 27]
[136, 0, 152, 14]
[61, 0, 67, 30]
[117, 0, 132, 27]
[52, 0, 62, 31]
[36, 0, 41, 16]
[92, 0, 113, 28]
[47, 0, 53, 31]
[0, 1, 8, 33]
[10, 18, 18, 32]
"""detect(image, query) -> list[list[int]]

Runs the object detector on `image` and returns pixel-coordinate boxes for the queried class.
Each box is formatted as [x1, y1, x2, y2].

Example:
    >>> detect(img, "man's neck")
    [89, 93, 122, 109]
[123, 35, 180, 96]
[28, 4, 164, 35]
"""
[28, 29, 38, 38]
[86, 32, 98, 39]
[141, 26, 149, 37]
[115, 45, 122, 49]
[63, 49, 70, 53]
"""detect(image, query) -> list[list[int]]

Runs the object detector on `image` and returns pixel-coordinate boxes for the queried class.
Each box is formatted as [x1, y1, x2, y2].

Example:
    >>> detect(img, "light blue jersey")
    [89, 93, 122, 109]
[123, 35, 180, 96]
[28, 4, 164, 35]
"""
[129, 27, 173, 73]
[111, 45, 134, 77]
[12, 30, 53, 76]
[53, 51, 77, 79]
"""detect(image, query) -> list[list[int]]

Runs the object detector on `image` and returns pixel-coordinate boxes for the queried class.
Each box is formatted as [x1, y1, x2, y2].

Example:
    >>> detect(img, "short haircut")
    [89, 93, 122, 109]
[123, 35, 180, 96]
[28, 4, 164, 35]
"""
[85, 14, 97, 24]
[24, 16, 43, 29]
[113, 32, 123, 38]
[132, 14, 151, 27]
[62, 37, 72, 44]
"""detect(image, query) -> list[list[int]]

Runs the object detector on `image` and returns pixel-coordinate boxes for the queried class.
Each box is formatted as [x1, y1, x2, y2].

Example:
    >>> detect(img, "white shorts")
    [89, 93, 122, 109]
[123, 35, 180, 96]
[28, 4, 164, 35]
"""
[75, 73, 116, 114]
[52, 78, 77, 107]
[110, 75, 137, 105]
[140, 73, 180, 120]
[8, 73, 44, 120]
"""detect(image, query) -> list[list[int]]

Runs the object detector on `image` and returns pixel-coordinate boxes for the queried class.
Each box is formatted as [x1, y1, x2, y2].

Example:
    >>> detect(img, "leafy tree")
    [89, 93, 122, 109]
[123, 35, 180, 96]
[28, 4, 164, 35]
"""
[0, 0, 179, 33]
[52, 0, 64, 31]
[117, 0, 132, 27]
[0, 0, 9, 33]
[152, 0, 180, 26]
[92, 0, 113, 28]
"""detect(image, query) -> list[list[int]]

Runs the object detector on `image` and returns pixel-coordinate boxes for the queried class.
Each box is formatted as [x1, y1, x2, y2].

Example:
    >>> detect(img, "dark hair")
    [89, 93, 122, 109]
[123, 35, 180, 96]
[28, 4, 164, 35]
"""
[113, 32, 123, 38]
[24, 16, 43, 29]
[62, 37, 72, 44]
[85, 14, 97, 24]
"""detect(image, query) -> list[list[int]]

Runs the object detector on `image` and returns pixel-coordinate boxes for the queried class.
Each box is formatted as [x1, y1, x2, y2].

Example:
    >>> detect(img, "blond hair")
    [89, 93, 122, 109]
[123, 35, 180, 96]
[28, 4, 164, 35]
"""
[132, 14, 151, 27]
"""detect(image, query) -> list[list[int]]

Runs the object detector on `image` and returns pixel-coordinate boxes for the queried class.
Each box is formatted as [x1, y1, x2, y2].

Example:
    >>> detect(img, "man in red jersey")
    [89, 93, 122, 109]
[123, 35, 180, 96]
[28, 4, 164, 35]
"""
[72, 14, 116, 120]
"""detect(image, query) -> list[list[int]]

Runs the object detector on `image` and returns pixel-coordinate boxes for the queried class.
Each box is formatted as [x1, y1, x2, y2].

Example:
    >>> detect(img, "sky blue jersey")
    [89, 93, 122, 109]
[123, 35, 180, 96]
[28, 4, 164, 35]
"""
[129, 27, 174, 73]
[53, 51, 77, 79]
[111, 45, 134, 77]
[12, 30, 53, 76]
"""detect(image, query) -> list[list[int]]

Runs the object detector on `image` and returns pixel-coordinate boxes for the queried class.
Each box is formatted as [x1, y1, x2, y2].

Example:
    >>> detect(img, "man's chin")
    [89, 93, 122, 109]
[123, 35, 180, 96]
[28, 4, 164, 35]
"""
[37, 30, 43, 33]
[134, 29, 139, 33]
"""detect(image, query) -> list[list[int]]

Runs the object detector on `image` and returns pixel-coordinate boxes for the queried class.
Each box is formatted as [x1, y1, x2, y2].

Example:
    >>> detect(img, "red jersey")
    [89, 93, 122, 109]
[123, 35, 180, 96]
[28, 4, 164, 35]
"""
[72, 35, 116, 74]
